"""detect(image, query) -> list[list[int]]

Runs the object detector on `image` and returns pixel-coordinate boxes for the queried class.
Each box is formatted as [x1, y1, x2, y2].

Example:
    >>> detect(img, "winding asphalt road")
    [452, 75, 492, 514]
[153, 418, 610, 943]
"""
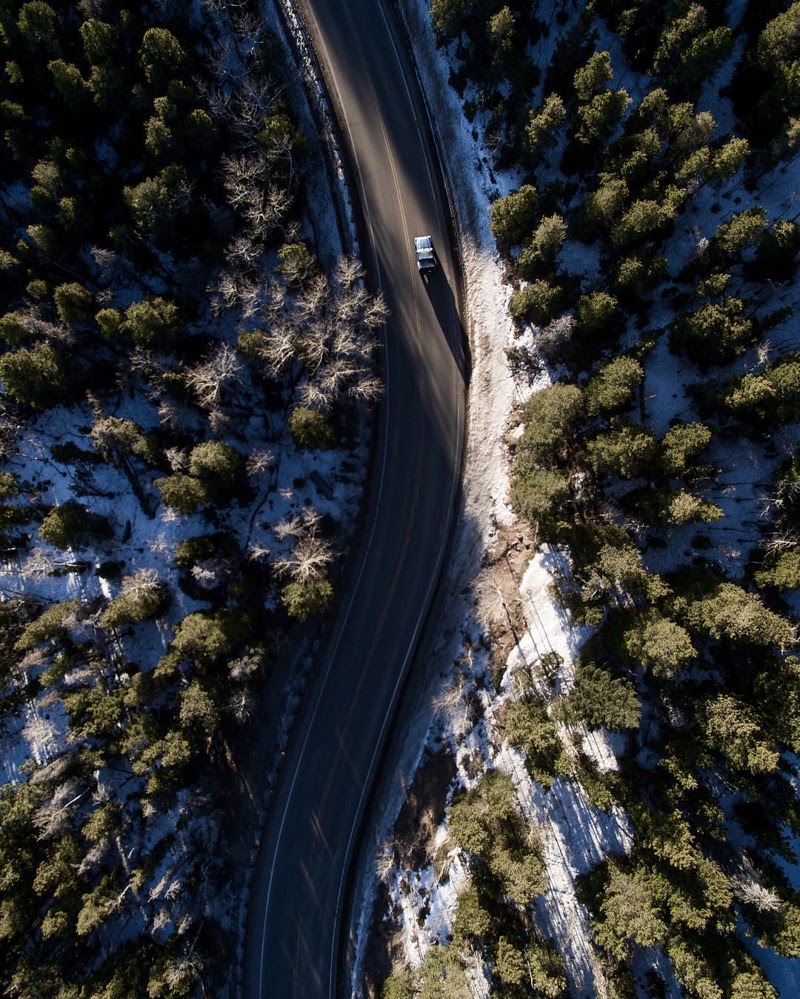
[242, 1, 466, 995]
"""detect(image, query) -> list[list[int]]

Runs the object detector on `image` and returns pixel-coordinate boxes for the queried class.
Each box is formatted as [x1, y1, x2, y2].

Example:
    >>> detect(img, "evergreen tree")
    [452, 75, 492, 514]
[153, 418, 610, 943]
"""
[281, 574, 334, 621]
[122, 297, 183, 350]
[574, 51, 613, 102]
[519, 214, 567, 273]
[39, 500, 111, 549]
[0, 342, 66, 408]
[490, 185, 538, 248]
[526, 94, 566, 160]
[509, 279, 563, 326]
[289, 407, 337, 449]
[139, 27, 185, 88]
[593, 862, 668, 961]
[585, 356, 643, 416]
[686, 582, 795, 648]
[568, 663, 640, 730]
[515, 383, 583, 468]
[714, 209, 767, 255]
[623, 612, 696, 678]
[670, 298, 754, 366]
[586, 424, 658, 479]
[702, 694, 780, 775]
[660, 422, 712, 477]
[512, 468, 570, 535]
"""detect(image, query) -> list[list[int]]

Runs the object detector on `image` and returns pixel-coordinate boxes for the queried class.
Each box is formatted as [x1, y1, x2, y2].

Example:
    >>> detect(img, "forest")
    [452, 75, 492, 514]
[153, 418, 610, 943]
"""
[0, 1, 384, 996]
[380, 0, 800, 997]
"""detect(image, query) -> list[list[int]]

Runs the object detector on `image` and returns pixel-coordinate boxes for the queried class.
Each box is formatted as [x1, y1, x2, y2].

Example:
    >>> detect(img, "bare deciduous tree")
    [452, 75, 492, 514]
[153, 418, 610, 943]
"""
[185, 343, 244, 410]
[246, 448, 273, 477]
[272, 508, 333, 583]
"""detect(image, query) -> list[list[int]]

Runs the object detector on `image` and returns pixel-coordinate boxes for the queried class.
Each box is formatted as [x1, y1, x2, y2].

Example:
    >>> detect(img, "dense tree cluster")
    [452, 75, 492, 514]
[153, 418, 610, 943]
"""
[0, 2, 384, 996]
[381, 0, 800, 995]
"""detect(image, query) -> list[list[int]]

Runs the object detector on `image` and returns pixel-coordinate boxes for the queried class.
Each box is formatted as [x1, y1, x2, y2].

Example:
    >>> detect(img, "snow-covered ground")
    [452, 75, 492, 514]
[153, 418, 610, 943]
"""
[349, 0, 629, 992]
[354, 1, 800, 996]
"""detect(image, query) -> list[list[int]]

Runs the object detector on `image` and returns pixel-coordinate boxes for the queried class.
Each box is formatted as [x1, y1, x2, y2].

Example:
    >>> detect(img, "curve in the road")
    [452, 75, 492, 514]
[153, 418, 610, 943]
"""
[243, 1, 466, 995]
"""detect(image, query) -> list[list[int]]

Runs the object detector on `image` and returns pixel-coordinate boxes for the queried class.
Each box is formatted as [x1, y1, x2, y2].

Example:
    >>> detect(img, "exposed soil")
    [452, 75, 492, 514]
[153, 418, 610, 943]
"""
[393, 747, 457, 869]
[361, 747, 457, 996]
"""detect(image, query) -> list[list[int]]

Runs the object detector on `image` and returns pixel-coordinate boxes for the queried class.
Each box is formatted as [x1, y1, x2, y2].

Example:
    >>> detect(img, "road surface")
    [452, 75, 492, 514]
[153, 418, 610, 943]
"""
[243, 0, 466, 994]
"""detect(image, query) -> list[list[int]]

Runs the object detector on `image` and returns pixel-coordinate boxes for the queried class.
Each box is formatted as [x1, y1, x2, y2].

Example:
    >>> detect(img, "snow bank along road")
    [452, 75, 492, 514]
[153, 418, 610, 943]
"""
[242, 0, 467, 996]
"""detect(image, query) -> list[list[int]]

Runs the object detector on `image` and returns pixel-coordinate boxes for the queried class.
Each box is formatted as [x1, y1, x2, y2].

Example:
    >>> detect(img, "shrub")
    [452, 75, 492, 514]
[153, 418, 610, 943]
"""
[281, 574, 334, 621]
[99, 572, 170, 628]
[16, 598, 80, 652]
[0, 342, 66, 408]
[155, 473, 209, 514]
[490, 184, 538, 249]
[585, 356, 643, 416]
[509, 279, 563, 326]
[289, 407, 337, 449]
[586, 424, 658, 479]
[512, 468, 570, 534]
[39, 500, 111, 549]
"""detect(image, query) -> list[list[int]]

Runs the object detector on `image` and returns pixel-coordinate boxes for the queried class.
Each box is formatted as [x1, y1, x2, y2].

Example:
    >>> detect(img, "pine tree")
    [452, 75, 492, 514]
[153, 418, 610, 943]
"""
[568, 663, 640, 730]
[512, 468, 571, 535]
[526, 94, 566, 161]
[289, 407, 337, 449]
[574, 51, 613, 101]
[703, 694, 780, 775]
[670, 298, 754, 366]
[686, 582, 795, 648]
[39, 500, 111, 549]
[515, 383, 584, 468]
[660, 422, 712, 477]
[593, 862, 668, 961]
[519, 214, 567, 273]
[139, 27, 185, 88]
[586, 424, 658, 479]
[509, 279, 563, 326]
[623, 612, 696, 678]
[490, 185, 539, 248]
[585, 356, 643, 416]
[0, 342, 66, 408]
[281, 575, 334, 621]
[714, 209, 767, 255]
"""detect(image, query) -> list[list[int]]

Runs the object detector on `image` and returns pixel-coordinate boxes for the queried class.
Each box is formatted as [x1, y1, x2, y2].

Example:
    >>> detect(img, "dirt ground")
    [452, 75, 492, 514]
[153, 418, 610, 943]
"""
[361, 746, 457, 996]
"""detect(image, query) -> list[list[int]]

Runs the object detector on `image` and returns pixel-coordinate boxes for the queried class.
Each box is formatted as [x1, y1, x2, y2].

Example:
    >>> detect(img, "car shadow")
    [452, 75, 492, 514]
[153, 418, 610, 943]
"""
[422, 250, 471, 387]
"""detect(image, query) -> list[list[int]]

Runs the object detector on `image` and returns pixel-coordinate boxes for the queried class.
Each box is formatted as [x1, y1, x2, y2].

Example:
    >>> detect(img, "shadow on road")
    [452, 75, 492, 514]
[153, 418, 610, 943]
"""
[424, 256, 471, 388]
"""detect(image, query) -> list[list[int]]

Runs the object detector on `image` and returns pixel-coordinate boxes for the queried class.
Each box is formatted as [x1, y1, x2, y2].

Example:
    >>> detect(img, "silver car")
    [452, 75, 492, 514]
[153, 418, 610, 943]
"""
[414, 234, 435, 271]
